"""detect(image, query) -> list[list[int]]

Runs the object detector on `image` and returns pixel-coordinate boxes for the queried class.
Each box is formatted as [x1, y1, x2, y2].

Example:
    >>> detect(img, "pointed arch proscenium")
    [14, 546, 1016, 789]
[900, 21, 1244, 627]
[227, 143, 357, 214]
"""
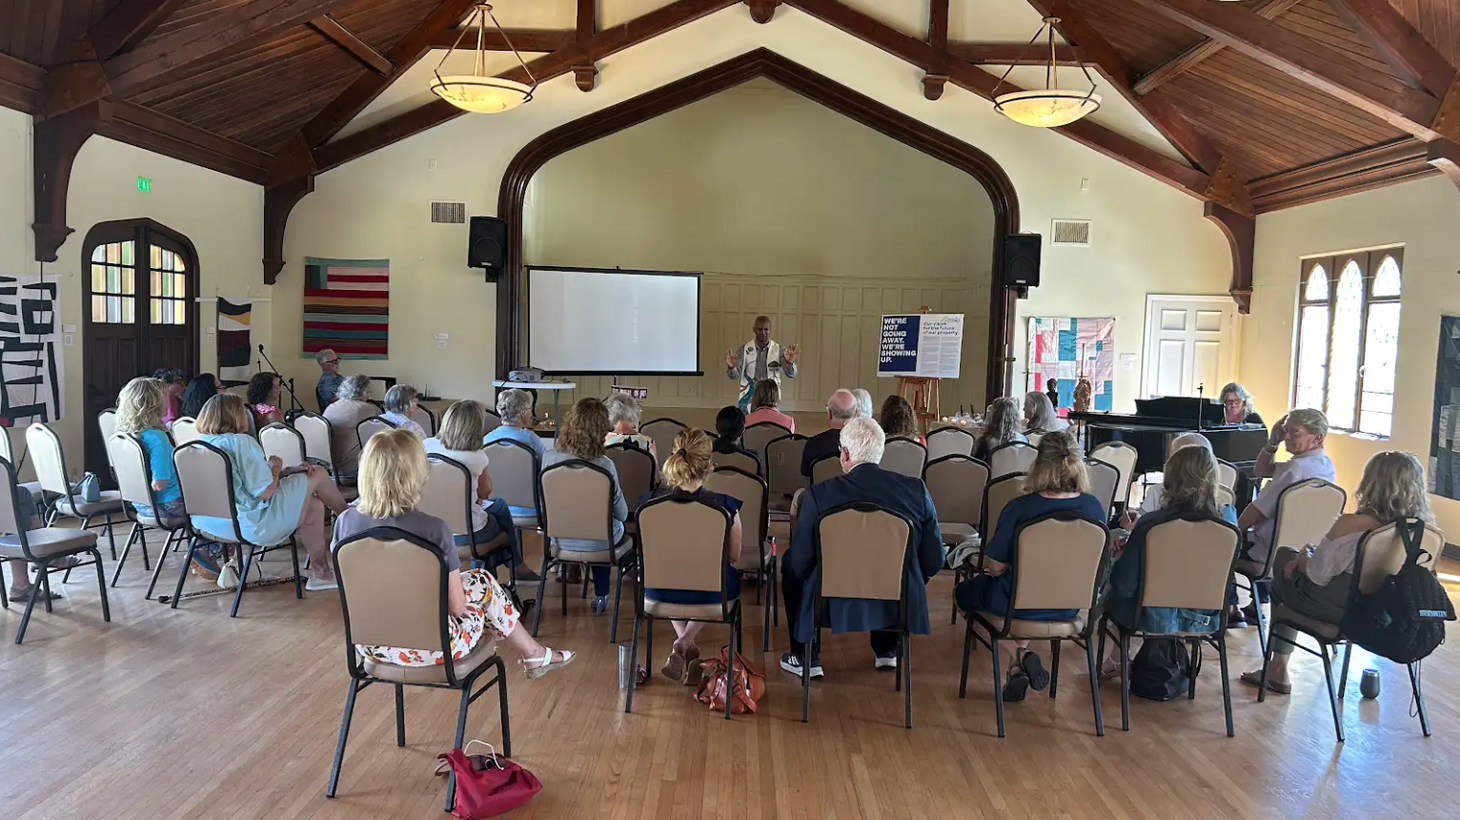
[497, 48, 1022, 402]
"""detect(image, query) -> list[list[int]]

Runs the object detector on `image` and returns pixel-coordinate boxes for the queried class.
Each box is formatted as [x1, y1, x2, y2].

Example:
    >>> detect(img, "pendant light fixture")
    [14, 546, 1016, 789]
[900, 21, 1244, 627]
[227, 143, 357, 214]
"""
[992, 17, 1101, 128]
[430, 4, 536, 114]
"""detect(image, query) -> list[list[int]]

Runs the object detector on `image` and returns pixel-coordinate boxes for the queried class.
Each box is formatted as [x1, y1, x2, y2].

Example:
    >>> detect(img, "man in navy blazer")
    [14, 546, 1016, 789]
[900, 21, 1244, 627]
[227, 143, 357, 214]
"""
[780, 416, 944, 677]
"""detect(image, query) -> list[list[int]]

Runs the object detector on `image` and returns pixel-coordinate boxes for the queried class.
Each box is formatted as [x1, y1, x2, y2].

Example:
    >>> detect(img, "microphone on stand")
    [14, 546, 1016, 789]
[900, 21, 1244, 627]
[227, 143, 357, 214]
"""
[1196, 383, 1205, 430]
[257, 343, 304, 414]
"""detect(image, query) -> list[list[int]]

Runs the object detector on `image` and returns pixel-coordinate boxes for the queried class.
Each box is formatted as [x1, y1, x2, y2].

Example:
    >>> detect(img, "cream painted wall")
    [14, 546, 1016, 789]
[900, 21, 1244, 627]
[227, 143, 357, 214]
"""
[1239, 175, 1460, 539]
[526, 78, 993, 411]
[281, 6, 1233, 414]
[0, 106, 266, 479]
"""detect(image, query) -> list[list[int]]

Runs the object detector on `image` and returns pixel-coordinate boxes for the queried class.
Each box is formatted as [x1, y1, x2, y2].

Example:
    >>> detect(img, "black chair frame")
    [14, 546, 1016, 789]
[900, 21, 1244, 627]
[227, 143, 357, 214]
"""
[986, 440, 1037, 479]
[427, 454, 517, 587]
[710, 465, 778, 651]
[33, 422, 120, 560]
[933, 454, 991, 625]
[806, 454, 840, 484]
[105, 432, 189, 591]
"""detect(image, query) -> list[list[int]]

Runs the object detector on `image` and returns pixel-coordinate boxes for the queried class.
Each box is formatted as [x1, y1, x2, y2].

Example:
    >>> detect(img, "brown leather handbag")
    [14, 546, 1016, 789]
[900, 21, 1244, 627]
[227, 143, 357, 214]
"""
[694, 646, 766, 714]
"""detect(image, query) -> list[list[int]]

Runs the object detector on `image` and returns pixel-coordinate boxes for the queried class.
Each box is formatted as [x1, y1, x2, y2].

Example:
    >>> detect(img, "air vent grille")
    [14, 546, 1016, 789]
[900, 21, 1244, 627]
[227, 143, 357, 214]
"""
[431, 201, 466, 224]
[1051, 219, 1091, 246]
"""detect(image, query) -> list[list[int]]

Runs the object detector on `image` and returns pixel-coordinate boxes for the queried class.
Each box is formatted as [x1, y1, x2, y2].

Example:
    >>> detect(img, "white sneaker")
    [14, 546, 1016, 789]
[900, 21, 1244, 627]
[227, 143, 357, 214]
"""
[874, 655, 898, 670]
[305, 576, 339, 592]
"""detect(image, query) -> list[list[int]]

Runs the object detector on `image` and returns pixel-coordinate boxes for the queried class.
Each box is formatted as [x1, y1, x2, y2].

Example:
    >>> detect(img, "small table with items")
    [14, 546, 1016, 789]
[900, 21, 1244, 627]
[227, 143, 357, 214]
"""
[492, 379, 577, 433]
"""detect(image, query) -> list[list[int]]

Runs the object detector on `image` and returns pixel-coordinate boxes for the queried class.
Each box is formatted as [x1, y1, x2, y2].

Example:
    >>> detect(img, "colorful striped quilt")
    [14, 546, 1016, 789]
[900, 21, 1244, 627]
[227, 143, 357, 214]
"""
[303, 257, 388, 360]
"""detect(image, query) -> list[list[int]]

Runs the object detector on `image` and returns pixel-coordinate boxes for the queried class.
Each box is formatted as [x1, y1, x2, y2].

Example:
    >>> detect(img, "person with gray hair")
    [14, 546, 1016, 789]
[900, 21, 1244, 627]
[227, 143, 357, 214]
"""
[484, 388, 546, 523]
[800, 388, 859, 477]
[313, 348, 343, 412]
[780, 416, 944, 677]
[322, 373, 379, 478]
[851, 388, 874, 420]
[603, 392, 655, 458]
[379, 384, 426, 439]
[1220, 381, 1263, 425]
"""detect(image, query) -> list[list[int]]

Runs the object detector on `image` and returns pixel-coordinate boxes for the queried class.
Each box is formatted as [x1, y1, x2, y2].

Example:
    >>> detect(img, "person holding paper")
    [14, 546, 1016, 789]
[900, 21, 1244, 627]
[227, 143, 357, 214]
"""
[726, 316, 798, 412]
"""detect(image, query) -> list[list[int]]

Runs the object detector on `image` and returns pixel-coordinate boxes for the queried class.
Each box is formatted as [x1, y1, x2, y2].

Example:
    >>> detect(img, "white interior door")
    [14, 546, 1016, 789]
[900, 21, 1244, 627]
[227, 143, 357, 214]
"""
[1142, 296, 1237, 399]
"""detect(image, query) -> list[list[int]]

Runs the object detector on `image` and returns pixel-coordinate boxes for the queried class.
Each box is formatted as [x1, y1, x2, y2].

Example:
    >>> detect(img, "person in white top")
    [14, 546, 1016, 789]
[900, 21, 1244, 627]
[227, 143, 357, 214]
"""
[1021, 391, 1069, 434]
[1241, 451, 1432, 695]
[424, 400, 540, 583]
[1232, 408, 1337, 624]
[725, 315, 798, 412]
[378, 384, 427, 439]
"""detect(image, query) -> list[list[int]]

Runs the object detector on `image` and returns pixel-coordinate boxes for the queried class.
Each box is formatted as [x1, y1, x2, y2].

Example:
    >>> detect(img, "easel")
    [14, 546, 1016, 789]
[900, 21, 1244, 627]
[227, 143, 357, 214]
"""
[896, 307, 941, 434]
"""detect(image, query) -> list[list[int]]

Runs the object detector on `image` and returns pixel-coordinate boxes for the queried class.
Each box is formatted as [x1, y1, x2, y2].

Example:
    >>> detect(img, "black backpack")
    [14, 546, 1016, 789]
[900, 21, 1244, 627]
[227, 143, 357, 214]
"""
[1340, 519, 1454, 664]
[1129, 638, 1190, 702]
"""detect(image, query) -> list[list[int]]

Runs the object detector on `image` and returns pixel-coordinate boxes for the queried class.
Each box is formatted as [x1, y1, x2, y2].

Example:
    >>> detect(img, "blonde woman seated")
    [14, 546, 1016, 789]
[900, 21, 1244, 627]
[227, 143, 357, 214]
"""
[955, 430, 1104, 701]
[1241, 451, 1433, 695]
[322, 374, 379, 479]
[642, 429, 744, 684]
[336, 430, 575, 676]
[972, 397, 1027, 462]
[604, 392, 656, 458]
[1022, 391, 1069, 434]
[192, 394, 349, 590]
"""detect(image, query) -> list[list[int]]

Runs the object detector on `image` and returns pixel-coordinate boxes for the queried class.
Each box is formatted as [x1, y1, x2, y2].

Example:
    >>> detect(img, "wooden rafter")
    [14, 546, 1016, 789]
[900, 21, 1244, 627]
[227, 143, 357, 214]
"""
[430, 28, 577, 51]
[42, 0, 191, 118]
[947, 42, 1084, 65]
[923, 0, 950, 100]
[1427, 140, 1460, 193]
[33, 100, 113, 262]
[1128, 0, 1456, 142]
[89, 0, 194, 59]
[1133, 0, 1303, 96]
[1325, 0, 1455, 98]
[574, 0, 598, 91]
[309, 14, 392, 75]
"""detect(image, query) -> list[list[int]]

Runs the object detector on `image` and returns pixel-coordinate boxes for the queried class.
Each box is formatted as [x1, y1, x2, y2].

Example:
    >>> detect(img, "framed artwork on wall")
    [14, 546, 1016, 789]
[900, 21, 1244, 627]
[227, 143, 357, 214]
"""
[1429, 316, 1460, 501]
[1025, 316, 1115, 411]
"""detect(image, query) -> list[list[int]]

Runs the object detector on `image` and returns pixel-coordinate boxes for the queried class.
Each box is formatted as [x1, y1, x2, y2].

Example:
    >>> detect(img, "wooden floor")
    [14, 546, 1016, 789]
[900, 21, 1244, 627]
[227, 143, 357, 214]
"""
[1, 529, 1457, 820]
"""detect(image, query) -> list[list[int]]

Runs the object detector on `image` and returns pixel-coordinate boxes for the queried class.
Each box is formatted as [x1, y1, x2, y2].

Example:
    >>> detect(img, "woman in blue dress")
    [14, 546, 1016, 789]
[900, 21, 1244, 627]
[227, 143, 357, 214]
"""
[642, 428, 744, 685]
[190, 393, 349, 590]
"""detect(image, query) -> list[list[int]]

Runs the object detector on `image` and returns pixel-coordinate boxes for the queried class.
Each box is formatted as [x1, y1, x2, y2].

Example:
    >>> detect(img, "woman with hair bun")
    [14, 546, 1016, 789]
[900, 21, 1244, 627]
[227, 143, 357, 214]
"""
[642, 428, 744, 684]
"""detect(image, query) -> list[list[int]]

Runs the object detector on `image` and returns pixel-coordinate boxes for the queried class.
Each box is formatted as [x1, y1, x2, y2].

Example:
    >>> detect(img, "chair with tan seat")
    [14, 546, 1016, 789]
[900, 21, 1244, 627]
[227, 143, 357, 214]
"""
[981, 473, 1027, 555]
[483, 439, 541, 531]
[926, 426, 975, 462]
[0, 456, 109, 644]
[409, 403, 437, 437]
[97, 408, 118, 479]
[641, 418, 688, 467]
[711, 448, 760, 476]
[881, 437, 928, 480]
[1236, 478, 1346, 654]
[482, 408, 502, 435]
[170, 439, 304, 617]
[1216, 459, 1239, 492]
[532, 459, 637, 641]
[765, 433, 809, 513]
[1084, 458, 1119, 523]
[810, 454, 842, 485]
[624, 494, 741, 717]
[170, 416, 201, 446]
[1256, 518, 1444, 741]
[1089, 441, 1138, 510]
[106, 433, 188, 590]
[989, 441, 1037, 478]
[606, 442, 657, 522]
[0, 428, 43, 507]
[356, 416, 396, 451]
[417, 455, 511, 575]
[959, 510, 1108, 738]
[326, 526, 510, 809]
[803, 502, 917, 727]
[925, 455, 991, 625]
[26, 422, 122, 558]
[260, 423, 308, 470]
[293, 411, 335, 470]
[1098, 513, 1242, 736]
[1026, 431, 1045, 448]
[705, 466, 776, 650]
[743, 422, 791, 477]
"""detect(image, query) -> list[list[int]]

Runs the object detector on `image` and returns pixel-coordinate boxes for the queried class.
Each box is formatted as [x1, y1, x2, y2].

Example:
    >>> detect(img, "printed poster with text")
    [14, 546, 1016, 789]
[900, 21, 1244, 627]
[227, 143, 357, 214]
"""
[877, 313, 964, 379]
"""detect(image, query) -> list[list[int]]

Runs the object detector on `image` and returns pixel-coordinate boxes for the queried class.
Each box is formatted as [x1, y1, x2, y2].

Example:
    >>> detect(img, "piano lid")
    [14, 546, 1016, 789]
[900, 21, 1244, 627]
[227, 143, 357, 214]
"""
[1134, 396, 1225, 426]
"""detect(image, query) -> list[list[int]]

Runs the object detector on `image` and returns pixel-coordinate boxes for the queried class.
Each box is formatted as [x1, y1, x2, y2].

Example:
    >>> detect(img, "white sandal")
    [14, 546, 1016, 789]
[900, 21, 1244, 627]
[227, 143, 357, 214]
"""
[522, 648, 576, 679]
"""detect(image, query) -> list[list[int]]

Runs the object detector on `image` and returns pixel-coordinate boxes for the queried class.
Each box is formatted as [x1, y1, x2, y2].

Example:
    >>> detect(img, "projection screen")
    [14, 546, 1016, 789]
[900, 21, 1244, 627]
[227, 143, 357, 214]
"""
[526, 266, 703, 375]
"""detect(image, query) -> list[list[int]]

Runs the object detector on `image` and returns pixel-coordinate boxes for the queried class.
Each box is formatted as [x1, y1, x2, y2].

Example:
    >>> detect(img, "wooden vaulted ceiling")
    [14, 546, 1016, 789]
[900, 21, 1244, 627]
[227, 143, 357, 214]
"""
[4, 0, 1460, 287]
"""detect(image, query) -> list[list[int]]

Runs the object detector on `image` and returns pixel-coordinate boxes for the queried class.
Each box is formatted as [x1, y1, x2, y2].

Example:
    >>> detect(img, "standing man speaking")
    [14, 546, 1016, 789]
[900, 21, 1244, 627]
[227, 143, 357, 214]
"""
[726, 315, 799, 412]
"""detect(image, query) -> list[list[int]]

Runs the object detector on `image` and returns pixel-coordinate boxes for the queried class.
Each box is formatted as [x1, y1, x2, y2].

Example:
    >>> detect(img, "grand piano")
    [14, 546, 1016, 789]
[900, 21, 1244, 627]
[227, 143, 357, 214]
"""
[1068, 395, 1268, 478]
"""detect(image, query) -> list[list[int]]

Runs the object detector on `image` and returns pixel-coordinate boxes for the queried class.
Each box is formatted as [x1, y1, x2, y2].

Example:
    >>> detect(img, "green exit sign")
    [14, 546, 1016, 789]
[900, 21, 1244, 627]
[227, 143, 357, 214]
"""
[136, 176, 151, 192]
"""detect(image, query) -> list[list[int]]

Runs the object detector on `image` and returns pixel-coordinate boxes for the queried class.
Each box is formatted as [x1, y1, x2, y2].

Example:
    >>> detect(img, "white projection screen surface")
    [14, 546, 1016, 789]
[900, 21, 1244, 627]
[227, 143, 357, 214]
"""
[527, 267, 703, 375]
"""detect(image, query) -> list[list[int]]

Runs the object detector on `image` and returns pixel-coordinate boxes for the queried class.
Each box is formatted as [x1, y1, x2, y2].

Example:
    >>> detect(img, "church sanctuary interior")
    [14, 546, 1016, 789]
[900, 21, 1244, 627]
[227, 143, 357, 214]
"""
[7, 0, 1460, 818]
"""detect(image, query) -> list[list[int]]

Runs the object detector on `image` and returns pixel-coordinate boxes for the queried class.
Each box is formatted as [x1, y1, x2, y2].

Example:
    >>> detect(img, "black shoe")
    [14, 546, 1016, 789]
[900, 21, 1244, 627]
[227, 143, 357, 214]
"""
[780, 652, 823, 678]
[1227, 609, 1249, 628]
[1019, 651, 1049, 692]
[1002, 669, 1030, 702]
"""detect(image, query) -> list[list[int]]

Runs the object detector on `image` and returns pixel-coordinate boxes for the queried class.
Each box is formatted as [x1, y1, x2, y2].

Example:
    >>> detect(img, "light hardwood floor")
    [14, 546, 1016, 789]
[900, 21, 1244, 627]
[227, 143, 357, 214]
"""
[1, 530, 1455, 820]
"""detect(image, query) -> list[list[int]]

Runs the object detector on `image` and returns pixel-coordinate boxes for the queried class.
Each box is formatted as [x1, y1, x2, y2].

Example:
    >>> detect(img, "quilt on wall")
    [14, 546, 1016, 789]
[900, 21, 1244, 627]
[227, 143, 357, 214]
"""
[1025, 316, 1115, 412]
[302, 257, 389, 360]
[217, 298, 252, 387]
[0, 274, 63, 426]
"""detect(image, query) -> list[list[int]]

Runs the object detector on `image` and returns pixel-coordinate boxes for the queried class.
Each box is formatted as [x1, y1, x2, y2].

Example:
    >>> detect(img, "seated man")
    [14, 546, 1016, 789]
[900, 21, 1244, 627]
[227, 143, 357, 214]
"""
[1230, 408, 1336, 626]
[780, 417, 943, 677]
[800, 388, 858, 478]
[712, 406, 762, 474]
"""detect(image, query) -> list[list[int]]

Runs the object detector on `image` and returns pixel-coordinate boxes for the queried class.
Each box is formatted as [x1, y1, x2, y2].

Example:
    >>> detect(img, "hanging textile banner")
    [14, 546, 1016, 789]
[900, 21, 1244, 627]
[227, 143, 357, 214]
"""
[217, 298, 253, 387]
[302, 257, 389, 360]
[1025, 316, 1115, 412]
[0, 273, 64, 426]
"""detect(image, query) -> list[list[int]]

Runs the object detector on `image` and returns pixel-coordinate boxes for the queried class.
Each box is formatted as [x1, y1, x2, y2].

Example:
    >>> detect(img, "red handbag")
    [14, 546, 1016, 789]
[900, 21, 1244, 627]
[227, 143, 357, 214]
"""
[436, 742, 542, 818]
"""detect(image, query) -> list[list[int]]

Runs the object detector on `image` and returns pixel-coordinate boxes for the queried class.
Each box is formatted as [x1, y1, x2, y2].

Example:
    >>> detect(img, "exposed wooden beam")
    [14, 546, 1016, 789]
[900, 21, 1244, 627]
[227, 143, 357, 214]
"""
[430, 28, 576, 51]
[1133, 0, 1303, 96]
[90, 0, 193, 59]
[578, 0, 596, 40]
[574, 0, 598, 91]
[33, 101, 113, 263]
[309, 14, 392, 75]
[947, 42, 1084, 65]
[104, 102, 272, 183]
[1428, 140, 1460, 193]
[315, 0, 742, 172]
[784, 0, 1210, 196]
[923, 0, 950, 100]
[1128, 0, 1453, 142]
[263, 176, 314, 284]
[747, 0, 782, 24]
[1325, 0, 1455, 98]
[0, 53, 45, 113]
[1249, 137, 1436, 212]
[1204, 203, 1254, 314]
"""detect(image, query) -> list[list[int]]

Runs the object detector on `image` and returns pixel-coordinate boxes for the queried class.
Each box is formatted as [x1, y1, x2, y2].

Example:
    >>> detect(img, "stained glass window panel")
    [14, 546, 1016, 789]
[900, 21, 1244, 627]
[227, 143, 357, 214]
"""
[1296, 305, 1329, 412]
[91, 265, 104, 294]
[1304, 264, 1329, 302]
[175, 273, 185, 297]
[1372, 256, 1401, 297]
[121, 241, 133, 266]
[1326, 262, 1364, 428]
[91, 245, 105, 263]
[123, 297, 134, 324]
[150, 299, 160, 325]
[122, 269, 133, 295]
[92, 295, 105, 323]
[1359, 301, 1400, 436]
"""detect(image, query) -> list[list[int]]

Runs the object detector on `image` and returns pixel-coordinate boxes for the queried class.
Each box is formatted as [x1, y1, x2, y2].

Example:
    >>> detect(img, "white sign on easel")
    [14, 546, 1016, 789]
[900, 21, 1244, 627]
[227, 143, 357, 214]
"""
[877, 313, 964, 379]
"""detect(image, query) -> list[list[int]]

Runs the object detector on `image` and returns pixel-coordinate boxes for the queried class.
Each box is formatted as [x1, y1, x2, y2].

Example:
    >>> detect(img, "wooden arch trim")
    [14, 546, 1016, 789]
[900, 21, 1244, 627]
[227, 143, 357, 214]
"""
[496, 48, 1022, 403]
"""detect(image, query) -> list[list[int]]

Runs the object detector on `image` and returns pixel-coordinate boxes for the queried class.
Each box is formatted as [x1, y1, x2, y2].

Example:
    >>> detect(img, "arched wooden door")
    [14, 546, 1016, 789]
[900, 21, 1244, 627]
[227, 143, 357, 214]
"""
[82, 219, 199, 479]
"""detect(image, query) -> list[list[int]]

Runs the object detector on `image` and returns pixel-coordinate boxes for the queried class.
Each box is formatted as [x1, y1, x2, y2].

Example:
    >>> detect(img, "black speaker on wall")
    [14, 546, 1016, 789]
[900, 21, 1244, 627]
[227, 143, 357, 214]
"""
[469, 216, 508, 280]
[1002, 233, 1042, 288]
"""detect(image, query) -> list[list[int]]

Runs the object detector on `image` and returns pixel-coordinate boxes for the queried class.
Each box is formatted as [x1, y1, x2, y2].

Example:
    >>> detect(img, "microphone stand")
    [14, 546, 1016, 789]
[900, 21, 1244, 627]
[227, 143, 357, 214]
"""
[1196, 383, 1205, 430]
[257, 344, 304, 415]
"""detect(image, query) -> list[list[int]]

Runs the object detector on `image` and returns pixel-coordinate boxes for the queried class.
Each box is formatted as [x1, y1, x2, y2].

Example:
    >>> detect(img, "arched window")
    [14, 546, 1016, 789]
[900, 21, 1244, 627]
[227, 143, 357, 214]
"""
[1292, 248, 1402, 437]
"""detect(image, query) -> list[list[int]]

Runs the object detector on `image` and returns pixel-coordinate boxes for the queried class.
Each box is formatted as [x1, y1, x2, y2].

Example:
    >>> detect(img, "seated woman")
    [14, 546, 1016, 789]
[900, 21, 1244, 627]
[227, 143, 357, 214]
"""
[191, 394, 350, 590]
[712, 406, 762, 474]
[424, 400, 537, 583]
[336, 430, 574, 676]
[322, 374, 379, 479]
[604, 392, 656, 458]
[642, 429, 744, 684]
[1022, 391, 1069, 433]
[179, 372, 222, 420]
[153, 369, 187, 425]
[879, 394, 924, 444]
[1241, 450, 1432, 695]
[972, 397, 1028, 462]
[248, 371, 285, 430]
[1220, 381, 1264, 425]
[745, 380, 795, 433]
[1122, 432, 1215, 522]
[379, 384, 427, 438]
[954, 430, 1104, 701]
[541, 397, 629, 615]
